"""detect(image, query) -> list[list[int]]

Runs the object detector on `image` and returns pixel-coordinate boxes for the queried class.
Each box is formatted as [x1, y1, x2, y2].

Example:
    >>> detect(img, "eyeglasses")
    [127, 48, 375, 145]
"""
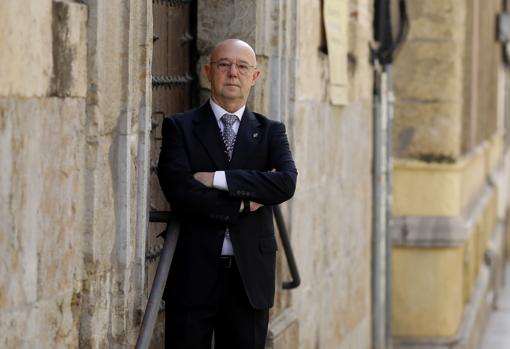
[210, 61, 256, 75]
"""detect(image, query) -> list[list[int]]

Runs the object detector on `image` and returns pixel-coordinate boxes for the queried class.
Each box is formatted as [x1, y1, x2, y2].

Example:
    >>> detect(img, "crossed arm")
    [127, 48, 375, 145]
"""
[192, 172, 263, 212]
[158, 117, 297, 223]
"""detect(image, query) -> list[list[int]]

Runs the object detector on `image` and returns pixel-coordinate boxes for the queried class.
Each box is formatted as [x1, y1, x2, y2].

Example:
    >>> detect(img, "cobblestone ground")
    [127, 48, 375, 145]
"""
[479, 262, 510, 349]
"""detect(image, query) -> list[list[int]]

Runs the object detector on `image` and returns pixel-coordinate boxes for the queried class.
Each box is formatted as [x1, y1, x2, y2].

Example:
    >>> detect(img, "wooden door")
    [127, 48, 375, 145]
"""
[147, 0, 196, 346]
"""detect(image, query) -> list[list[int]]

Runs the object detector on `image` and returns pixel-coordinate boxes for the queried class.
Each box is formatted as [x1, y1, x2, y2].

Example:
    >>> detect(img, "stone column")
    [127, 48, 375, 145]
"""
[391, 1, 507, 348]
[80, 0, 152, 347]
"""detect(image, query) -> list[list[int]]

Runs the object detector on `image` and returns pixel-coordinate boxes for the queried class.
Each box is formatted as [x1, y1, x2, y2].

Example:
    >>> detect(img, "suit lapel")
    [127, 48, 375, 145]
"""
[192, 103, 228, 169]
[230, 109, 262, 168]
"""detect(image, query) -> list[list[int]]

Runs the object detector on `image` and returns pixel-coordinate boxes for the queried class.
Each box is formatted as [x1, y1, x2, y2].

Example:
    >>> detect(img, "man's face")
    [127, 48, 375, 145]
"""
[204, 41, 260, 110]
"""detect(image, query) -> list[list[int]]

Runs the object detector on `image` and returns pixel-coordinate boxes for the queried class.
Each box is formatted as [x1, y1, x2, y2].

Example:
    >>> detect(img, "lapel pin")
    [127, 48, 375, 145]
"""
[253, 132, 258, 138]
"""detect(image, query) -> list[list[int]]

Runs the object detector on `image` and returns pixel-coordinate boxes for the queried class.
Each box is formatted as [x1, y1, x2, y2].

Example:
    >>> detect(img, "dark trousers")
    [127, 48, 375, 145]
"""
[165, 258, 270, 349]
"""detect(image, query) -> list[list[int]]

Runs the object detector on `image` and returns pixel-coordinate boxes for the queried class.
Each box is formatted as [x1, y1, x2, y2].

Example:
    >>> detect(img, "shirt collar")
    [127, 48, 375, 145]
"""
[209, 98, 245, 123]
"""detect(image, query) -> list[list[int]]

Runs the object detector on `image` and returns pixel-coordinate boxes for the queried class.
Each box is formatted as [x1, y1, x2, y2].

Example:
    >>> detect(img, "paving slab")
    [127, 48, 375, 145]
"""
[479, 263, 510, 349]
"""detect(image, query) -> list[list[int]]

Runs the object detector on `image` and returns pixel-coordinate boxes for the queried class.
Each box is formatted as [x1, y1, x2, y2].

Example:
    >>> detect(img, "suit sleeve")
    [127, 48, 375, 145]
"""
[157, 117, 242, 224]
[225, 122, 298, 205]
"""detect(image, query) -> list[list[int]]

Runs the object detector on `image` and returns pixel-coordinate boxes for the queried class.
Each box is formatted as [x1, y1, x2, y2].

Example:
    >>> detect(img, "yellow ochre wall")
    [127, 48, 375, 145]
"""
[391, 0, 507, 344]
[392, 134, 502, 338]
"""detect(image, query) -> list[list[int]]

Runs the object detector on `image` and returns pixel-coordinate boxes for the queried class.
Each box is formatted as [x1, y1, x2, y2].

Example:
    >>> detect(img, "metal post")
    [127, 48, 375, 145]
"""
[273, 205, 301, 289]
[372, 59, 388, 349]
[373, 60, 395, 349]
[135, 220, 180, 349]
[385, 64, 394, 349]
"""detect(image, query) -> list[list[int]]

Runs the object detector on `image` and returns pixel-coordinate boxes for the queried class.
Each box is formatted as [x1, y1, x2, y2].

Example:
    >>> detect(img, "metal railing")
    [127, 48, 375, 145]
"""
[273, 205, 300, 289]
[135, 205, 300, 349]
[135, 211, 179, 349]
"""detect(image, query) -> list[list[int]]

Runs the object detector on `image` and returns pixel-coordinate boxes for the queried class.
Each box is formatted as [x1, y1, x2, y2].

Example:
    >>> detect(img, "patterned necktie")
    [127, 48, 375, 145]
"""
[220, 114, 238, 161]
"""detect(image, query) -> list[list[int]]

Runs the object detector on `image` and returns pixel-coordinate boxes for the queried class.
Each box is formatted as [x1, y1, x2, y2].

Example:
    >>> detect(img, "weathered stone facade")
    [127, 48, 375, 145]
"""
[4, 0, 508, 349]
[1, 0, 152, 348]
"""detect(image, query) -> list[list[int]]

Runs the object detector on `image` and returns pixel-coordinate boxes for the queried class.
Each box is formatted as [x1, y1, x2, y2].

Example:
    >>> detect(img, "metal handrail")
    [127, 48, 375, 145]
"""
[135, 205, 300, 348]
[135, 212, 179, 349]
[273, 205, 301, 289]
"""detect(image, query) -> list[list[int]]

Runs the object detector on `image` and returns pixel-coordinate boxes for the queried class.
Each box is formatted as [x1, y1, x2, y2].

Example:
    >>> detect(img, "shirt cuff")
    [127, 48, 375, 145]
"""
[213, 171, 228, 191]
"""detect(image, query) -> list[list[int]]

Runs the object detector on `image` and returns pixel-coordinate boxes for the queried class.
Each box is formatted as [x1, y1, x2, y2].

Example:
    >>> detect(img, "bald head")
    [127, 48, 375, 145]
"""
[210, 39, 257, 67]
[204, 39, 260, 112]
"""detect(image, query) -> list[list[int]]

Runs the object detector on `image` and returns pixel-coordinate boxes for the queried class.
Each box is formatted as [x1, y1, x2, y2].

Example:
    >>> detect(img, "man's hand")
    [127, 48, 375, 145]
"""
[193, 172, 214, 187]
[250, 201, 263, 211]
[240, 200, 264, 213]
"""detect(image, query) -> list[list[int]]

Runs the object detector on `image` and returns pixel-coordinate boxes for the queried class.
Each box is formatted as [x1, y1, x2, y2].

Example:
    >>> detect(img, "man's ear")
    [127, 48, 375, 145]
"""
[251, 68, 261, 86]
[204, 64, 212, 82]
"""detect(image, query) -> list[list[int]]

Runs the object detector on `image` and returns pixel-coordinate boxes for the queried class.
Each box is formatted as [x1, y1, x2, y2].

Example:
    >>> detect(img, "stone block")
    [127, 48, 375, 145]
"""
[338, 317, 371, 349]
[0, 293, 79, 349]
[267, 309, 299, 349]
[251, 55, 270, 116]
[295, 0, 329, 102]
[0, 0, 53, 97]
[197, 0, 256, 54]
[291, 103, 312, 189]
[290, 176, 371, 346]
[293, 262, 370, 349]
[394, 263, 493, 349]
[0, 97, 85, 308]
[392, 246, 464, 337]
[83, 135, 116, 270]
[289, 191, 319, 286]
[294, 285, 323, 349]
[349, 49, 374, 106]
[36, 100, 86, 299]
[392, 144, 490, 217]
[78, 271, 112, 349]
[394, 40, 463, 102]
[393, 101, 462, 159]
[51, 1, 88, 97]
[0, 101, 28, 309]
[405, 0, 466, 41]
[461, 146, 487, 210]
[464, 228, 477, 303]
[393, 160, 462, 217]
[87, 0, 129, 136]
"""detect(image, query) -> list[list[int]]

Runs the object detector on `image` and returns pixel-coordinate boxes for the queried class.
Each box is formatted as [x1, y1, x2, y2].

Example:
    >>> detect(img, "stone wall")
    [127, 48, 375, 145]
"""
[0, 1, 87, 348]
[290, 0, 374, 347]
[0, 0, 153, 348]
[393, 0, 466, 160]
[461, 0, 502, 153]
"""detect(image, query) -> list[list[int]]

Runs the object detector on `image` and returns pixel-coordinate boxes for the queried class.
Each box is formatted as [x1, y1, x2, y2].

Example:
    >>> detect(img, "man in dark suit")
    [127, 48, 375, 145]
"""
[158, 38, 297, 349]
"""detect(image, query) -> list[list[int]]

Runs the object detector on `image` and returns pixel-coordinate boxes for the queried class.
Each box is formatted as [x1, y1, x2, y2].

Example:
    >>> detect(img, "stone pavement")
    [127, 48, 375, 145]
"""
[479, 262, 510, 349]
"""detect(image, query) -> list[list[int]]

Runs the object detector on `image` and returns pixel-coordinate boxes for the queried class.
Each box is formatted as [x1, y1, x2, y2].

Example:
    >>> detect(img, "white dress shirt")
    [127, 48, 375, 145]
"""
[209, 98, 245, 255]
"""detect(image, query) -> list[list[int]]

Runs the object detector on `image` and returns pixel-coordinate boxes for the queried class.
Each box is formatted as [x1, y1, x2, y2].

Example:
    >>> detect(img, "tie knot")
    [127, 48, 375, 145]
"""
[221, 114, 238, 127]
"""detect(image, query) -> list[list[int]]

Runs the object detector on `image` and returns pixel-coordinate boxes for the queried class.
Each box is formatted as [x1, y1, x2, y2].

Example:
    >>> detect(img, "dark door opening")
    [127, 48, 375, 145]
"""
[146, 1, 197, 346]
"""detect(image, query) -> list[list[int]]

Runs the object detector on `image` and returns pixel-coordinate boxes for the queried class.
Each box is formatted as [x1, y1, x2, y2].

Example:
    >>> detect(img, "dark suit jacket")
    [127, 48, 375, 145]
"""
[157, 101, 297, 310]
